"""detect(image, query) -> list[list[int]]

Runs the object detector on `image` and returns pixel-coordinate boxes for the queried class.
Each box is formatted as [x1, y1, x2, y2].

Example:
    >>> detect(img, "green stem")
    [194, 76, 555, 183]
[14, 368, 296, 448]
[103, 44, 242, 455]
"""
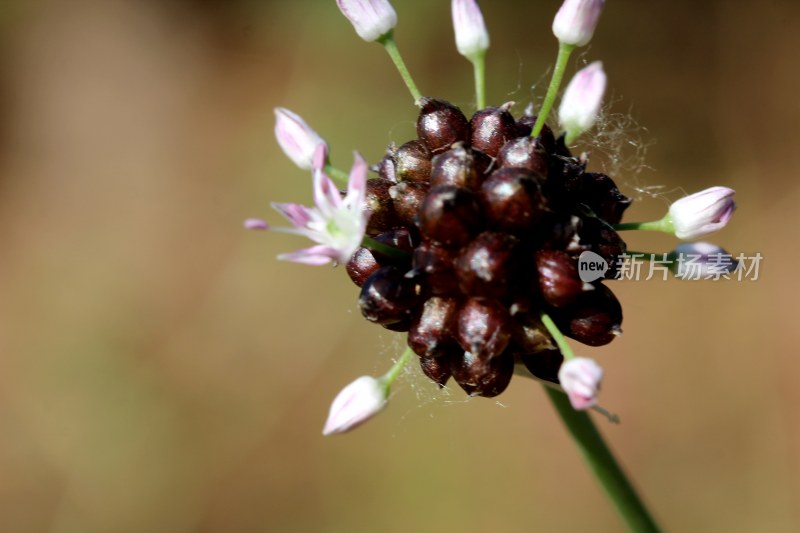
[361, 235, 411, 260]
[565, 129, 579, 146]
[614, 216, 673, 234]
[380, 346, 414, 392]
[539, 311, 574, 360]
[545, 387, 661, 533]
[470, 52, 487, 109]
[531, 42, 575, 138]
[378, 32, 423, 105]
[324, 162, 350, 187]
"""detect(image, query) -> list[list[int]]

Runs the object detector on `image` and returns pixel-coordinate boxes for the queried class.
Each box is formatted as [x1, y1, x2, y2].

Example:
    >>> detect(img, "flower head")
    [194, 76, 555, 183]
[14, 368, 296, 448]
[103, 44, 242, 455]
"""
[669, 242, 739, 280]
[451, 0, 490, 59]
[259, 145, 369, 266]
[552, 0, 605, 47]
[559, 61, 606, 143]
[558, 357, 603, 410]
[336, 0, 397, 42]
[323, 375, 389, 436]
[274, 107, 327, 170]
[668, 186, 736, 240]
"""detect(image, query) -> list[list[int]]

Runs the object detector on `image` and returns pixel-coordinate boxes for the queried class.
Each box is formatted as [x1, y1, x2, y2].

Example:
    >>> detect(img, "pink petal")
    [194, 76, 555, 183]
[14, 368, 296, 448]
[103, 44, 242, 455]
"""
[311, 143, 328, 171]
[314, 169, 342, 217]
[277, 244, 339, 266]
[345, 151, 368, 206]
[271, 202, 313, 228]
[243, 218, 269, 230]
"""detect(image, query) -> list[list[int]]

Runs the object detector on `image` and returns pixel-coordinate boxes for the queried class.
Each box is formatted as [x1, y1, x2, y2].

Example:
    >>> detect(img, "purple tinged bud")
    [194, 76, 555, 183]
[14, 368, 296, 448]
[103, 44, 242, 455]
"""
[322, 376, 388, 436]
[559, 61, 606, 142]
[552, 0, 606, 47]
[274, 107, 327, 170]
[451, 0, 490, 59]
[244, 218, 269, 230]
[336, 0, 397, 42]
[668, 186, 736, 240]
[669, 242, 739, 280]
[558, 357, 603, 410]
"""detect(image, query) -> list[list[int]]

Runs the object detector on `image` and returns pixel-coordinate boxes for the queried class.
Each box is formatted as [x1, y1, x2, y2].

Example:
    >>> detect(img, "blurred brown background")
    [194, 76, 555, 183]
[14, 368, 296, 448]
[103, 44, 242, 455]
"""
[0, 0, 797, 531]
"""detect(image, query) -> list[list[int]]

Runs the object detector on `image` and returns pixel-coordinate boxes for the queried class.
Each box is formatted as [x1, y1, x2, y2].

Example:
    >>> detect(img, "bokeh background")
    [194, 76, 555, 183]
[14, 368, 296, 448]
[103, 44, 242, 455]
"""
[0, 0, 798, 531]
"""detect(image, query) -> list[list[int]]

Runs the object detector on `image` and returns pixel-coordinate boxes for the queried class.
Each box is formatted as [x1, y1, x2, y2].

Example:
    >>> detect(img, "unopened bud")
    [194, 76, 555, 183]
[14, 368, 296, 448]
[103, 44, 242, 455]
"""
[559, 61, 606, 143]
[558, 357, 603, 410]
[668, 186, 736, 240]
[552, 0, 605, 47]
[322, 376, 388, 436]
[274, 108, 327, 170]
[336, 0, 397, 42]
[451, 0, 490, 59]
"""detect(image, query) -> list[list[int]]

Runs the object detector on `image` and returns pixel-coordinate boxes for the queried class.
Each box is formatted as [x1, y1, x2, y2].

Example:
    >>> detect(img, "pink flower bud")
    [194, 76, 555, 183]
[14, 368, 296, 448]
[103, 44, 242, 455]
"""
[668, 186, 736, 240]
[552, 0, 605, 47]
[336, 0, 398, 42]
[558, 357, 603, 410]
[243, 218, 269, 230]
[558, 61, 606, 142]
[322, 376, 388, 436]
[451, 0, 490, 59]
[274, 108, 327, 170]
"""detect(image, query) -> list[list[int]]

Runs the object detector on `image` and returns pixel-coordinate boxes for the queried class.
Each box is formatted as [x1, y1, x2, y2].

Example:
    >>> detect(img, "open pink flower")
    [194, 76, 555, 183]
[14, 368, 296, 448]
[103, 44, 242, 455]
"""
[248, 145, 369, 266]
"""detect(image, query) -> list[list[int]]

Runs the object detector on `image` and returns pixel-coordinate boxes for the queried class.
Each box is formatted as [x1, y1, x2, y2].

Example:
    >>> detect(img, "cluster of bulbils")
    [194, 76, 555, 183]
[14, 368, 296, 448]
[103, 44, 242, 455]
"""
[247, 0, 738, 436]
[351, 97, 627, 398]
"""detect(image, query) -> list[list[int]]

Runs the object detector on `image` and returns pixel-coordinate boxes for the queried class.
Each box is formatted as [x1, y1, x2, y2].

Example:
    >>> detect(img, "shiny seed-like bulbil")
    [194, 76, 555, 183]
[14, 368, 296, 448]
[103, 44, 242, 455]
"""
[408, 296, 459, 357]
[469, 104, 518, 158]
[496, 136, 550, 176]
[456, 298, 512, 360]
[359, 266, 421, 328]
[418, 185, 483, 248]
[560, 283, 623, 346]
[451, 350, 514, 397]
[480, 168, 547, 234]
[417, 97, 470, 153]
[395, 140, 432, 183]
[429, 144, 487, 191]
[534, 249, 586, 308]
[455, 231, 519, 299]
